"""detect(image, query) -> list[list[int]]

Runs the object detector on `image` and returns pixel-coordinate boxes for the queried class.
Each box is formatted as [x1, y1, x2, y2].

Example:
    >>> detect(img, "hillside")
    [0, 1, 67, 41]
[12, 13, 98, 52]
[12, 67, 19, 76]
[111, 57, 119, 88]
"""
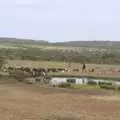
[0, 37, 120, 64]
[0, 37, 49, 45]
[53, 41, 120, 48]
[0, 37, 120, 48]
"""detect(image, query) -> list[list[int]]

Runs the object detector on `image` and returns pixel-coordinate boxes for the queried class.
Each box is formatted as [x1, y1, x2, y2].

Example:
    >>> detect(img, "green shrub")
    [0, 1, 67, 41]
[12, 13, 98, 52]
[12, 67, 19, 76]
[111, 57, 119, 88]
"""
[99, 84, 116, 90]
[58, 83, 71, 88]
[98, 81, 112, 86]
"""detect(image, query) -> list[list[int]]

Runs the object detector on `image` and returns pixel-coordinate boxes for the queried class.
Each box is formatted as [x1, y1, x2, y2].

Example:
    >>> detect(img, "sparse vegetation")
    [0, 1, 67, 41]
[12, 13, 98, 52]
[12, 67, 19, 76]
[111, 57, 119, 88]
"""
[58, 83, 71, 88]
[0, 83, 119, 120]
[98, 81, 117, 90]
[71, 84, 100, 89]
[0, 38, 120, 64]
[0, 38, 120, 119]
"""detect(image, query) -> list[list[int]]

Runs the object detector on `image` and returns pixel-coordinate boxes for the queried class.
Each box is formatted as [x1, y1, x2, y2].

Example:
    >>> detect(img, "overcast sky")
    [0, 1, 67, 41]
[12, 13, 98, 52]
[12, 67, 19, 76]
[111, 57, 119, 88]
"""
[0, 0, 120, 42]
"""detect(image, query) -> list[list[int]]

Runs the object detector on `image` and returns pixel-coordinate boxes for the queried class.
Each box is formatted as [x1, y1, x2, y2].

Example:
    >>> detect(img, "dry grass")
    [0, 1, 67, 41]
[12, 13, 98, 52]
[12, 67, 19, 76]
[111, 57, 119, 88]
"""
[7, 60, 64, 68]
[0, 83, 120, 120]
[7, 60, 120, 69]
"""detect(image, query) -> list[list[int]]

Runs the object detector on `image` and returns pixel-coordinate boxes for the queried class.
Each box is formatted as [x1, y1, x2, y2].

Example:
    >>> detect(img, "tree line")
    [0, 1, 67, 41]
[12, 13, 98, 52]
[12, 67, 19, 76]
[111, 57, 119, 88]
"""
[0, 47, 120, 64]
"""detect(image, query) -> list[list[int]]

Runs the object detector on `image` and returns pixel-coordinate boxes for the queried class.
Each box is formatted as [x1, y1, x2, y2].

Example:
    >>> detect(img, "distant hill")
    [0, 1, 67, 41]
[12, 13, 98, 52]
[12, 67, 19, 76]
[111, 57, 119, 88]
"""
[0, 37, 120, 48]
[0, 37, 49, 45]
[0, 37, 120, 64]
[53, 40, 120, 48]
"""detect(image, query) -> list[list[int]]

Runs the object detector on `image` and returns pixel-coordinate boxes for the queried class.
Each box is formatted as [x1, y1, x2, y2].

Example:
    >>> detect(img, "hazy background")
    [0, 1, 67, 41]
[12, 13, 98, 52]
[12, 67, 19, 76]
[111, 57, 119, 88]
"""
[0, 0, 120, 42]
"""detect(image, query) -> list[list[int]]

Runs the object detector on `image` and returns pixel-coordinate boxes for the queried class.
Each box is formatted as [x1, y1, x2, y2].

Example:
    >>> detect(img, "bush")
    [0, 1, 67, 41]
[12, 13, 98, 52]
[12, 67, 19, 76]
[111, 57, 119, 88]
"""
[58, 83, 71, 88]
[99, 84, 116, 90]
[98, 81, 112, 86]
[98, 81, 116, 90]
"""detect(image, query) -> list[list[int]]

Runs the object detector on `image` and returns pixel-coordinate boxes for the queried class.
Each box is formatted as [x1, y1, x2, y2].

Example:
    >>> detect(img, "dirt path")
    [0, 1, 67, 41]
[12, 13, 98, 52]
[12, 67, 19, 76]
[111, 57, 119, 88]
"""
[0, 84, 120, 120]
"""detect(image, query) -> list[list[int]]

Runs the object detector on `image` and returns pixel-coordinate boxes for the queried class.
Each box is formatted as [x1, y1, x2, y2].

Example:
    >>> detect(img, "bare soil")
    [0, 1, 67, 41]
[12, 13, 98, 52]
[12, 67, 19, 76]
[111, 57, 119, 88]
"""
[0, 83, 120, 120]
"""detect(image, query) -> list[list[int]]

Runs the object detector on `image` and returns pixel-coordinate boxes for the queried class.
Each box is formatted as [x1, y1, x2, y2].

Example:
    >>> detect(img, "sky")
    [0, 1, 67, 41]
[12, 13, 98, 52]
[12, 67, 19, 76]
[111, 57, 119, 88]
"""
[0, 0, 120, 42]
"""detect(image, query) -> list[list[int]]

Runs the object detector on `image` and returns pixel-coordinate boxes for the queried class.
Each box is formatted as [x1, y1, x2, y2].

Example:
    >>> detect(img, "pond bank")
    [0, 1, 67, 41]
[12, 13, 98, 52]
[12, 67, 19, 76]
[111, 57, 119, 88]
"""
[47, 72, 120, 81]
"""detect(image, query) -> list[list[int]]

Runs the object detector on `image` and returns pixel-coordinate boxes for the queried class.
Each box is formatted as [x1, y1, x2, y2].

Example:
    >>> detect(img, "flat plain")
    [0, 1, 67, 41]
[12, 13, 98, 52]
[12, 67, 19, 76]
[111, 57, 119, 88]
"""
[0, 81, 120, 120]
[1, 40, 120, 120]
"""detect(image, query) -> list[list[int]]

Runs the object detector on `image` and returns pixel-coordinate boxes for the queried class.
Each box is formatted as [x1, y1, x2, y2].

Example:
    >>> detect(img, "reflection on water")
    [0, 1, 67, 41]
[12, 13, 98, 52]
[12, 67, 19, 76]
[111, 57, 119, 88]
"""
[49, 77, 120, 86]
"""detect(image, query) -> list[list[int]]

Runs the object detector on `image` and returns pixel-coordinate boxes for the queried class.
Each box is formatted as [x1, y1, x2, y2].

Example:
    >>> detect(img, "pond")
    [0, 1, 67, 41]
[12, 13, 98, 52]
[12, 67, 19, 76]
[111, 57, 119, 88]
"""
[49, 77, 120, 86]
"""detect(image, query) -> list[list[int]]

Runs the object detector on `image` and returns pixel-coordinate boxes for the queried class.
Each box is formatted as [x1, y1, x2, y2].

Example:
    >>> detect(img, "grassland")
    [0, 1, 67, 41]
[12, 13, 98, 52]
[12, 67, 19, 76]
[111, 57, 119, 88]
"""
[7, 60, 120, 68]
[0, 42, 85, 51]
[0, 41, 119, 79]
[0, 38, 120, 119]
[0, 38, 120, 64]
[1, 39, 120, 80]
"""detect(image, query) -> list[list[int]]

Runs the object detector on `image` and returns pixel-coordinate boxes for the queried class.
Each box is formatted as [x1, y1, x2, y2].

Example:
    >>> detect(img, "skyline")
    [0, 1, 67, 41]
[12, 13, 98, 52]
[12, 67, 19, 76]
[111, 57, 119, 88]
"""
[0, 0, 120, 42]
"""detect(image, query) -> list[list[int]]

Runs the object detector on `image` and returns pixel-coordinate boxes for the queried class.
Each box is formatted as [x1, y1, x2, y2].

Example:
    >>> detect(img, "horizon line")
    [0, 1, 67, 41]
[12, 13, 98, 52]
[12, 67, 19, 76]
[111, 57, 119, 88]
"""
[0, 36, 120, 43]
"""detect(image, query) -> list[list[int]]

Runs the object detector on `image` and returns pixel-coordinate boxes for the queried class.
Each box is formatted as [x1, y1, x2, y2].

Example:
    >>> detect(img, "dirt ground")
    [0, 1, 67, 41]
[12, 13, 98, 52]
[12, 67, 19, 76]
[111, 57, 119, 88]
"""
[0, 83, 120, 120]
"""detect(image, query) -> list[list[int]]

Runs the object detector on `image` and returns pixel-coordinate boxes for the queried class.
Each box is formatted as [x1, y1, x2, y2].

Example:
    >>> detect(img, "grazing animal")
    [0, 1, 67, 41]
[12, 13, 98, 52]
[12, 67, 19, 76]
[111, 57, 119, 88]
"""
[89, 68, 95, 72]
[81, 63, 86, 72]
[72, 68, 79, 72]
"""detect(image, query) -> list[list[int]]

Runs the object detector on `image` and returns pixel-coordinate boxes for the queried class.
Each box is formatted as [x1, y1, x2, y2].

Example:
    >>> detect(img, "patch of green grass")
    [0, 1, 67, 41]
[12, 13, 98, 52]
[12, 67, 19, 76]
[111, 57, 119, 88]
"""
[54, 82, 100, 90]
[71, 84, 100, 89]
[58, 83, 71, 88]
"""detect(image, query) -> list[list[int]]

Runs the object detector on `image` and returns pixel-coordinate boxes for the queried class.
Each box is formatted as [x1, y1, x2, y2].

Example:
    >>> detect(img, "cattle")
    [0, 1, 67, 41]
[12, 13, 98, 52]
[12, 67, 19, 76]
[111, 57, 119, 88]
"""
[57, 68, 66, 72]
[30, 68, 49, 77]
[88, 68, 95, 72]
[47, 68, 57, 72]
[8, 66, 14, 71]
[81, 63, 86, 72]
[24, 67, 31, 73]
[5, 65, 68, 77]
[31, 68, 40, 76]
[72, 68, 79, 72]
